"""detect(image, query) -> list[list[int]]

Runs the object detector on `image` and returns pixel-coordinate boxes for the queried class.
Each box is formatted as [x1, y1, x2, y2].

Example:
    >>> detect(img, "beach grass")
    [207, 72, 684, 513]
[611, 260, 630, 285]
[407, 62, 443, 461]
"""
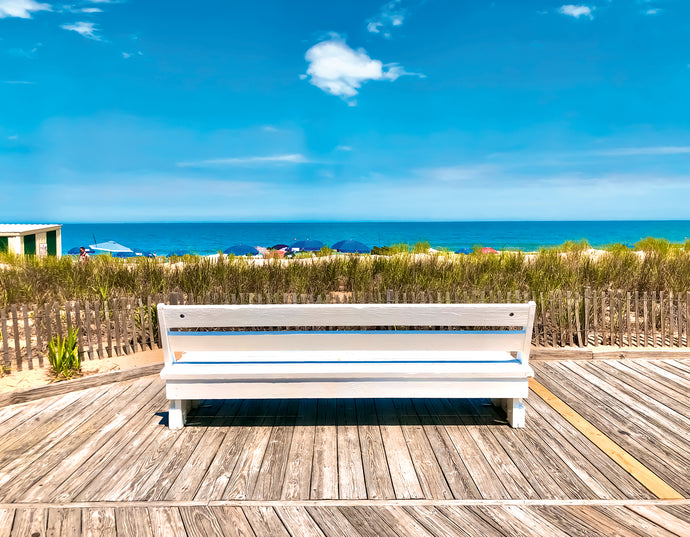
[2, 239, 690, 306]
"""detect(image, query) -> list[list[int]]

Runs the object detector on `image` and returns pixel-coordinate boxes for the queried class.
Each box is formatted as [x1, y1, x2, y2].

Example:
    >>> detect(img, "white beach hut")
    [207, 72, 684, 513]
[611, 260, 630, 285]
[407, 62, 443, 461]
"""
[0, 224, 62, 258]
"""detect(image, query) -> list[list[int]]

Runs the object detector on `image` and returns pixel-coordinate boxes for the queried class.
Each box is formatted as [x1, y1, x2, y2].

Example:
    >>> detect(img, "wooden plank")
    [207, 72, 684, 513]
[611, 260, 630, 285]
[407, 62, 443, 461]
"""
[575, 292, 582, 347]
[84, 301, 94, 360]
[592, 506, 680, 537]
[529, 377, 684, 499]
[474, 505, 555, 537]
[592, 292, 599, 347]
[411, 399, 481, 499]
[425, 398, 509, 499]
[148, 507, 188, 537]
[438, 505, 509, 537]
[281, 399, 317, 500]
[0, 309, 10, 371]
[210, 506, 256, 537]
[535, 364, 690, 491]
[0, 363, 162, 408]
[111, 299, 122, 357]
[652, 291, 657, 347]
[0, 508, 14, 537]
[178, 506, 224, 537]
[306, 506, 365, 537]
[627, 505, 690, 535]
[147, 297, 156, 350]
[310, 399, 338, 500]
[10, 305, 21, 371]
[33, 304, 43, 368]
[336, 399, 367, 499]
[103, 301, 113, 358]
[82, 508, 116, 537]
[617, 290, 624, 347]
[54, 302, 63, 341]
[9, 508, 47, 537]
[163, 400, 242, 500]
[643, 292, 649, 347]
[634, 291, 640, 347]
[224, 400, 280, 500]
[73, 300, 85, 361]
[355, 398, 395, 500]
[193, 400, 259, 501]
[626, 291, 632, 346]
[527, 505, 608, 537]
[115, 507, 154, 536]
[160, 303, 535, 329]
[660, 292, 666, 347]
[404, 505, 475, 537]
[275, 506, 327, 537]
[374, 398, 424, 499]
[251, 399, 298, 500]
[337, 506, 399, 537]
[138, 298, 148, 351]
[392, 398, 453, 499]
[367, 505, 439, 537]
[567, 290, 573, 346]
[46, 507, 81, 537]
[94, 301, 104, 360]
[243, 506, 291, 537]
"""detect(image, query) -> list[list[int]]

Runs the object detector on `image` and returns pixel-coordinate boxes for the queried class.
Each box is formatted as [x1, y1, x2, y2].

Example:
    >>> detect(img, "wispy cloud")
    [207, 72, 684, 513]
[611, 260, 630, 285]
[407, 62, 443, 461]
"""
[558, 5, 594, 19]
[302, 34, 423, 104]
[336, 145, 352, 151]
[122, 50, 142, 59]
[0, 0, 51, 18]
[177, 153, 312, 167]
[367, 0, 406, 38]
[593, 146, 690, 156]
[60, 21, 101, 40]
[644, 8, 661, 15]
[4, 80, 34, 84]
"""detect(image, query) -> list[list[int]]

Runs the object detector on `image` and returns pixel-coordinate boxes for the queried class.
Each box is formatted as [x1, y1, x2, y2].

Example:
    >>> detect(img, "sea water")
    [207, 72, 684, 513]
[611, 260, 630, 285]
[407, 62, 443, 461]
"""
[60, 221, 690, 256]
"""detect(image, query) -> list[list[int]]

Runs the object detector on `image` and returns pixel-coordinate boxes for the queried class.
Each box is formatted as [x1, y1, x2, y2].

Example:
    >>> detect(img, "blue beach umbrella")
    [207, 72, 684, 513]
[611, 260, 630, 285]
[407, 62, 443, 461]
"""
[455, 247, 473, 255]
[333, 240, 371, 253]
[291, 239, 324, 252]
[67, 246, 96, 255]
[224, 244, 259, 256]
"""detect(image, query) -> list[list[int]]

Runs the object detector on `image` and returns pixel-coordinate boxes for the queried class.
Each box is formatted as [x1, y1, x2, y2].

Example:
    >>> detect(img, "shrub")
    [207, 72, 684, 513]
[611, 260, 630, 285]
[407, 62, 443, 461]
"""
[47, 328, 81, 380]
[412, 241, 431, 254]
[0, 363, 10, 377]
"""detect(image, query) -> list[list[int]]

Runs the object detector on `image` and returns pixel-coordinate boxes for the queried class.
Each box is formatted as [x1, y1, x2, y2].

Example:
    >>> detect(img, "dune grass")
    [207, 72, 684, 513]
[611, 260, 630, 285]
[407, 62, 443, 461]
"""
[2, 238, 690, 306]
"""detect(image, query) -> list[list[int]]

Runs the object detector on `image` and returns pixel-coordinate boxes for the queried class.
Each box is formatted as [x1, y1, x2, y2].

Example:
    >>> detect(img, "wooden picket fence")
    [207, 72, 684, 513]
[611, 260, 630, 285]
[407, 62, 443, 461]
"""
[1, 288, 689, 372]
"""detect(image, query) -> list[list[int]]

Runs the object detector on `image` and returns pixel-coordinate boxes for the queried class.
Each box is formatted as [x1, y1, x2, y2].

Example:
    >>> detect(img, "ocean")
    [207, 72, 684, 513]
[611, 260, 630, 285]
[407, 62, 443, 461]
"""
[60, 221, 690, 256]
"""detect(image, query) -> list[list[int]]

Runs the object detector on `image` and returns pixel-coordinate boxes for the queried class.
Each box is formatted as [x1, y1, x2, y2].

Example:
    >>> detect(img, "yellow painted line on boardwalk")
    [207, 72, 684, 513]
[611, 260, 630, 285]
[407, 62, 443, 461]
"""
[529, 378, 684, 500]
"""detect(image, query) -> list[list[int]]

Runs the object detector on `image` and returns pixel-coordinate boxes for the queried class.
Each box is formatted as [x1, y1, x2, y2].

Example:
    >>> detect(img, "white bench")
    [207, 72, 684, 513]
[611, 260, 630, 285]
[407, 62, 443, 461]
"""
[159, 302, 536, 430]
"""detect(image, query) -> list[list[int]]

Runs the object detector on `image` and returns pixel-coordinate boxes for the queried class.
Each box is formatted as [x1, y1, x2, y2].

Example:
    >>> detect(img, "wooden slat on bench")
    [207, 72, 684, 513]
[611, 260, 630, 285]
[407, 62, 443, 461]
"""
[167, 332, 528, 353]
[160, 303, 533, 329]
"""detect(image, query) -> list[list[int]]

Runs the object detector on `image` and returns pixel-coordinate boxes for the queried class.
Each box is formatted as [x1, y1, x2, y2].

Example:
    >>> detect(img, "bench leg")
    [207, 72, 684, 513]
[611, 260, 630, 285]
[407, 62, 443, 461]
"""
[169, 399, 190, 430]
[506, 398, 526, 428]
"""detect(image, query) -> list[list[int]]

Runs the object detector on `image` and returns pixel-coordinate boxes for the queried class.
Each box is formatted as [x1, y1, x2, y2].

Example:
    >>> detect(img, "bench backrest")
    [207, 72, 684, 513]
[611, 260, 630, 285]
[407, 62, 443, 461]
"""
[158, 302, 536, 367]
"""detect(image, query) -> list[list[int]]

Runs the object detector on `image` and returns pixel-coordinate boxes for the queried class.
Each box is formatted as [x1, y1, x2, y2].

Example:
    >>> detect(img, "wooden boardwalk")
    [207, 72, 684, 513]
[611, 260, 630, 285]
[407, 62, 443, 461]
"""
[0, 359, 688, 536]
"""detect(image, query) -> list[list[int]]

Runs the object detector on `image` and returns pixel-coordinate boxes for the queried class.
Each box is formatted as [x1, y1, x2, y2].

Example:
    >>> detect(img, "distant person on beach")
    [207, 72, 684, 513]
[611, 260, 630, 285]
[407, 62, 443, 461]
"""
[79, 246, 89, 262]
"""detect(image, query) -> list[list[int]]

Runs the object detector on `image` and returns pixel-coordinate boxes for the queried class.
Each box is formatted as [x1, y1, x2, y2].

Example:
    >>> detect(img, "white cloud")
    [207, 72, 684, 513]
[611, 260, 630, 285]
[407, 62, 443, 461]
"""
[79, 7, 102, 13]
[4, 80, 34, 84]
[645, 8, 660, 15]
[558, 5, 594, 19]
[367, 0, 406, 38]
[122, 50, 142, 59]
[177, 153, 312, 167]
[8, 135, 18, 140]
[303, 35, 422, 102]
[336, 145, 352, 151]
[0, 0, 51, 18]
[593, 146, 690, 156]
[60, 21, 101, 40]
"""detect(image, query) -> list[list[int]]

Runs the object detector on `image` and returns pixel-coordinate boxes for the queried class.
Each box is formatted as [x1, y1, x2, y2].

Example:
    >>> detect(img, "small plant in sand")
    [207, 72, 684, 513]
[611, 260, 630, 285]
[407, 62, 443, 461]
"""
[47, 328, 81, 380]
[0, 363, 10, 378]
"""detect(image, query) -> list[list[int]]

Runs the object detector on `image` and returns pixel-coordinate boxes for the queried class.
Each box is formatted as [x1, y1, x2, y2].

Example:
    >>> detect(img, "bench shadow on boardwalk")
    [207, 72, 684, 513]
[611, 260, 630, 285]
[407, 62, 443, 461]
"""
[0, 358, 688, 536]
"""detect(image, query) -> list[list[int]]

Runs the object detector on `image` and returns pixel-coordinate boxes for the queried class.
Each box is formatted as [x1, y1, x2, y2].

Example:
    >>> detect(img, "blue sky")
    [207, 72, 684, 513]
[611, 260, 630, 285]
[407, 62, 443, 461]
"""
[1, 0, 689, 222]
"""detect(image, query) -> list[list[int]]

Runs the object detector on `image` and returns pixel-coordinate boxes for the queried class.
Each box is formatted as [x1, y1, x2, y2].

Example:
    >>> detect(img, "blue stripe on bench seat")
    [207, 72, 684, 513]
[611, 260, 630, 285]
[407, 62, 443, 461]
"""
[168, 329, 527, 336]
